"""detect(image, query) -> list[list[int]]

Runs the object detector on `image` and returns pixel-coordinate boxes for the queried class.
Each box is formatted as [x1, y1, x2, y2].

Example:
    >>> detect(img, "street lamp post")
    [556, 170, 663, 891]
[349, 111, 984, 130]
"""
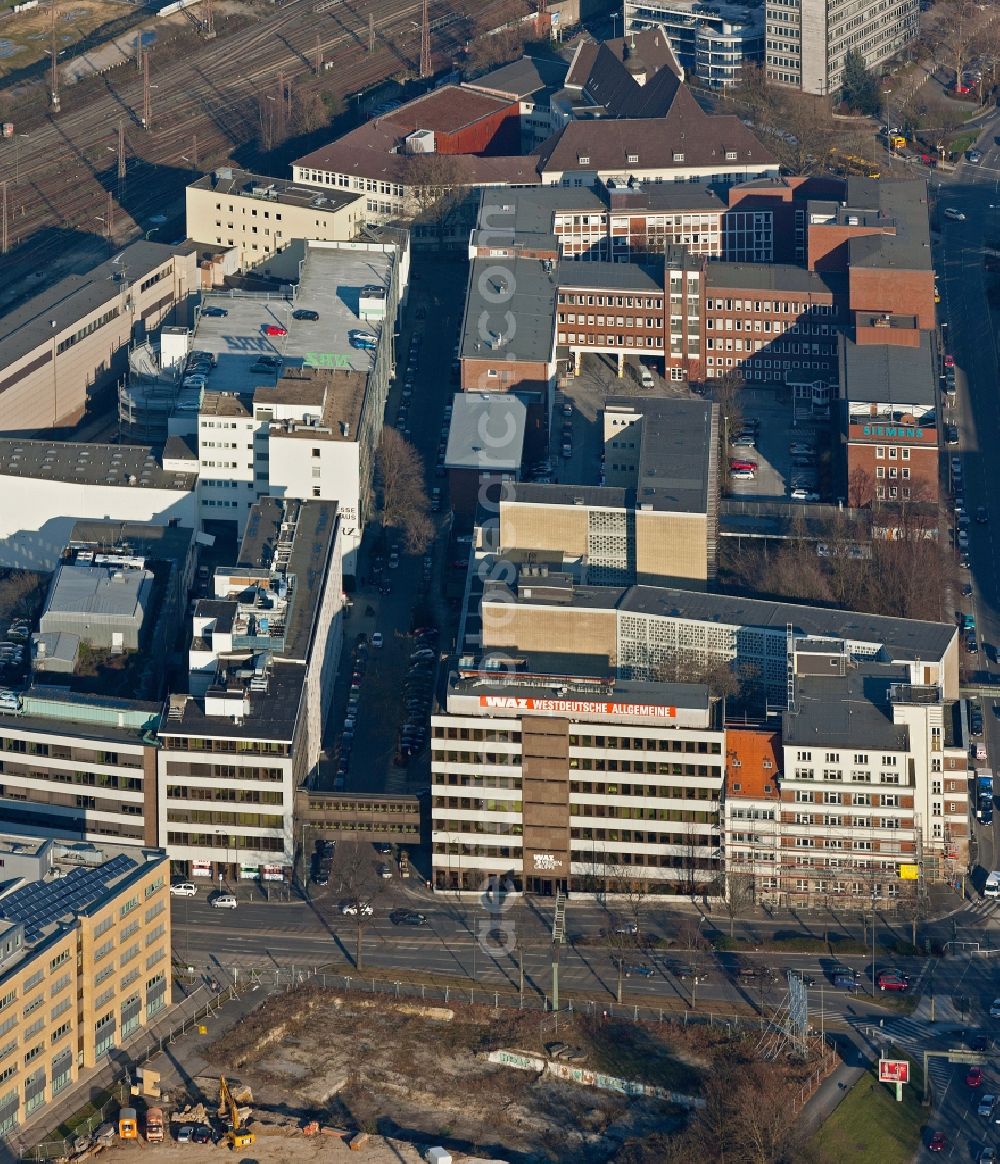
[14, 134, 28, 186]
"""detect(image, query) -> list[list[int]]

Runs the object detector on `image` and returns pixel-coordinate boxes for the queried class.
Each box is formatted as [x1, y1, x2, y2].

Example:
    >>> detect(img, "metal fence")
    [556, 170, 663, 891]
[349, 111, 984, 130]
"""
[12, 986, 231, 1162]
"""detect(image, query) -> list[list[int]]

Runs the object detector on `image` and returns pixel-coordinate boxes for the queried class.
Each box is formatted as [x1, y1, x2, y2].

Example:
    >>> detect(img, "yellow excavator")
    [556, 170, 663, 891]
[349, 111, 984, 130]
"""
[219, 1076, 255, 1150]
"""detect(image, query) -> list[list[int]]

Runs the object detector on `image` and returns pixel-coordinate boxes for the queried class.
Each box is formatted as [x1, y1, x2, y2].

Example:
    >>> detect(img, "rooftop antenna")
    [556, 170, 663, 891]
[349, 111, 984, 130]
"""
[49, 0, 61, 113]
[419, 0, 431, 79]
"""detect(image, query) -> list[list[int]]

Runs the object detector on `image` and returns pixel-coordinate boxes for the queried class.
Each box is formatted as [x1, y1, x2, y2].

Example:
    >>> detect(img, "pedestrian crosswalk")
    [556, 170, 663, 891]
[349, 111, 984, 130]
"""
[850, 1014, 960, 1048]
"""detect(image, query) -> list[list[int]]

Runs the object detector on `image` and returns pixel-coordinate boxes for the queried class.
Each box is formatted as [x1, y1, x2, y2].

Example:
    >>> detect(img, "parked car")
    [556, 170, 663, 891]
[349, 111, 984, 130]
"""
[210, 893, 238, 909]
[977, 506, 989, 524]
[928, 1131, 946, 1152]
[292, 309, 320, 321]
[176, 1126, 194, 1143]
[944, 208, 966, 221]
[372, 632, 384, 648]
[791, 488, 820, 502]
[170, 882, 198, 897]
[968, 1066, 985, 1087]
[340, 901, 374, 916]
[730, 468, 755, 480]
[978, 1093, 997, 1118]
[262, 324, 288, 336]
[202, 306, 228, 318]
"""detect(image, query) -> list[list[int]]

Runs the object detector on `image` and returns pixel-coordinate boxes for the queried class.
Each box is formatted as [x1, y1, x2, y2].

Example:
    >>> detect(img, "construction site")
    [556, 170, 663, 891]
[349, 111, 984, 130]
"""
[52, 981, 835, 1164]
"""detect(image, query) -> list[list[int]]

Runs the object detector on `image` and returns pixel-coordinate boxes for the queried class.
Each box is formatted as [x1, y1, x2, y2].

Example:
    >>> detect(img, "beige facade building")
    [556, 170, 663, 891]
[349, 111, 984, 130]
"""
[0, 841, 170, 1138]
[0, 241, 196, 436]
[185, 168, 363, 271]
[431, 667, 725, 894]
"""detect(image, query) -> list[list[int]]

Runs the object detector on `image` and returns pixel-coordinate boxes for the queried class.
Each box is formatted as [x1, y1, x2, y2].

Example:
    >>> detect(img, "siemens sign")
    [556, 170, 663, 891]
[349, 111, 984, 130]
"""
[861, 425, 924, 439]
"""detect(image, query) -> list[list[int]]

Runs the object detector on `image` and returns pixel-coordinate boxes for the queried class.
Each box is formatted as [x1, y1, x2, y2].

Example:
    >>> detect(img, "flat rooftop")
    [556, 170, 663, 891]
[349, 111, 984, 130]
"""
[43, 563, 151, 620]
[68, 520, 194, 569]
[783, 664, 911, 749]
[840, 332, 936, 406]
[448, 667, 710, 712]
[445, 393, 526, 470]
[482, 581, 957, 659]
[461, 256, 558, 364]
[628, 396, 715, 515]
[0, 687, 161, 742]
[191, 243, 395, 396]
[259, 368, 369, 444]
[189, 168, 360, 215]
[236, 496, 339, 660]
[557, 261, 663, 293]
[843, 178, 933, 272]
[706, 262, 846, 296]
[0, 439, 196, 491]
[0, 240, 194, 380]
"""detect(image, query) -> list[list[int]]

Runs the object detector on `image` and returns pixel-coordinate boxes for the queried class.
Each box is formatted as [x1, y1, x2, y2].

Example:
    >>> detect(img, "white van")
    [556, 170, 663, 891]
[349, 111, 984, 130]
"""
[639, 366, 655, 389]
[985, 871, 1000, 898]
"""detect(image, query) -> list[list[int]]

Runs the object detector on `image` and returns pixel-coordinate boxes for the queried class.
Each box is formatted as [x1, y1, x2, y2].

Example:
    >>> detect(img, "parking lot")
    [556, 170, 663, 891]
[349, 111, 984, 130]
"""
[723, 388, 832, 502]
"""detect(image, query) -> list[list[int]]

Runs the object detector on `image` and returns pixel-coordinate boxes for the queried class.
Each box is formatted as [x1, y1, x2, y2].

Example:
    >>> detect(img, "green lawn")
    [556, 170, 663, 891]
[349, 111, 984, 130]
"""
[808, 1056, 924, 1164]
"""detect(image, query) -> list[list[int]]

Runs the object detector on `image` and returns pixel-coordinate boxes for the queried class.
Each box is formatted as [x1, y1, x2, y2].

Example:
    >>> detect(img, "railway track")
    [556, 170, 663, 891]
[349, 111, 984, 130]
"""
[0, 0, 532, 291]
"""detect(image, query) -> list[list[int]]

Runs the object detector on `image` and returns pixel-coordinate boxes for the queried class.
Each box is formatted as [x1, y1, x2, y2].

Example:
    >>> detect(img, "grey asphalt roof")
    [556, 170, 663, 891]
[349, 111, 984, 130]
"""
[460, 256, 558, 363]
[557, 261, 663, 292]
[68, 520, 194, 568]
[476, 185, 606, 242]
[840, 332, 936, 406]
[782, 664, 912, 749]
[706, 262, 847, 295]
[487, 582, 956, 659]
[0, 241, 194, 376]
[627, 397, 716, 515]
[463, 54, 569, 99]
[841, 178, 933, 271]
[0, 439, 196, 490]
[509, 483, 628, 508]
[445, 393, 526, 469]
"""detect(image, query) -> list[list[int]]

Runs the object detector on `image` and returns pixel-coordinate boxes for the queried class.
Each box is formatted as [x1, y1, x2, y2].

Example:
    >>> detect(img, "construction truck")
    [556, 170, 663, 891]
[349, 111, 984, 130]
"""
[219, 1076, 255, 1150]
[118, 1108, 138, 1140]
[144, 1107, 164, 1143]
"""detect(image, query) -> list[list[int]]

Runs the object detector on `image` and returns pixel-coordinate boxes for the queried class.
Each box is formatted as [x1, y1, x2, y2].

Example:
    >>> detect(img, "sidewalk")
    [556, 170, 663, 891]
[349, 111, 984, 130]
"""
[796, 1033, 869, 1141]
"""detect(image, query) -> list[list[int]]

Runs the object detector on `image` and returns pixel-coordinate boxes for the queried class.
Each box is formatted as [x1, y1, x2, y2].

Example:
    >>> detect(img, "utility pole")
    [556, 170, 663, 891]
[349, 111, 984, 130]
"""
[419, 0, 431, 79]
[192, 133, 198, 170]
[142, 49, 151, 130]
[106, 189, 114, 250]
[49, 0, 60, 113]
[368, 12, 374, 53]
[314, 34, 323, 74]
[204, 0, 214, 36]
[1, 181, 7, 256]
[276, 72, 286, 140]
[117, 120, 126, 201]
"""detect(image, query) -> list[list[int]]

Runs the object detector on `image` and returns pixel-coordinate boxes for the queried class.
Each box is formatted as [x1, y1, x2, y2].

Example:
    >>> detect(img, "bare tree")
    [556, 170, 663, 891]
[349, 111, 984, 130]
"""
[292, 89, 330, 136]
[377, 427, 432, 554]
[710, 367, 745, 435]
[329, 840, 387, 969]
[404, 153, 472, 237]
[723, 869, 757, 938]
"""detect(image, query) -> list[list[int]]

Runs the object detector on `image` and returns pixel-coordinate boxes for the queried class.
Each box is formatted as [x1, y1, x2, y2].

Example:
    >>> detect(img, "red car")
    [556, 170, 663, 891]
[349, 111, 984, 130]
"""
[929, 1131, 946, 1152]
[877, 973, 908, 992]
[944, 353, 955, 368]
[730, 458, 758, 472]
[967, 1066, 984, 1087]
[263, 324, 288, 337]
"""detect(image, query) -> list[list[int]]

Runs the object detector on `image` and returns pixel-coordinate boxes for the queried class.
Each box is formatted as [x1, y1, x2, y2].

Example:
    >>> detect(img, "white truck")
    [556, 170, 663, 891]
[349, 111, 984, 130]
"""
[985, 870, 1000, 899]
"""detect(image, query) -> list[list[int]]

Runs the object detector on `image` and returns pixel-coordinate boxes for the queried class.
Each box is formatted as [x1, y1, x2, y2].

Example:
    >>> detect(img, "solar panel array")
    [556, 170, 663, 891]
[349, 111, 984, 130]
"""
[0, 854, 137, 943]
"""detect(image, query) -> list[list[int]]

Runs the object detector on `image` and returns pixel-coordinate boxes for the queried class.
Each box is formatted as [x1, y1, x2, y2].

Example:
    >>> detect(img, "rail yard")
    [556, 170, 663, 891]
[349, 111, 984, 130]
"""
[0, 0, 530, 303]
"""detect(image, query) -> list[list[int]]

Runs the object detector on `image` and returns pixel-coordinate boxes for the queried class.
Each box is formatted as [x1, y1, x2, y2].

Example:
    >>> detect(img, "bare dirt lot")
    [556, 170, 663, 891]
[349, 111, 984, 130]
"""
[87, 984, 830, 1163]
